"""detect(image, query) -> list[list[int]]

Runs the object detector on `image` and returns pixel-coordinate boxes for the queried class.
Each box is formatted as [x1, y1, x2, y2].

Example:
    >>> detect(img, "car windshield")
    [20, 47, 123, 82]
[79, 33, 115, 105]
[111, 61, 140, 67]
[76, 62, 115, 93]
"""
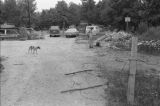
[50, 30, 59, 34]
[50, 26, 59, 30]
[66, 28, 77, 32]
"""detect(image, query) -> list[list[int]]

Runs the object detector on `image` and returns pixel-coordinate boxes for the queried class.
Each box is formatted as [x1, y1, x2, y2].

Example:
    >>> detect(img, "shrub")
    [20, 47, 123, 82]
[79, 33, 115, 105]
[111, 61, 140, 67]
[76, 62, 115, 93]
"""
[18, 27, 29, 40]
[18, 28, 44, 40]
[137, 22, 148, 35]
[141, 26, 160, 40]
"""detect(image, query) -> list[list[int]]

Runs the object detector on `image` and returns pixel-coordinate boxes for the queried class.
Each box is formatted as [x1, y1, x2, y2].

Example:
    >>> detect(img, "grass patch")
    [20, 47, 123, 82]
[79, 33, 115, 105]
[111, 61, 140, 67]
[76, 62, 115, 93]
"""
[0, 56, 6, 73]
[104, 69, 160, 106]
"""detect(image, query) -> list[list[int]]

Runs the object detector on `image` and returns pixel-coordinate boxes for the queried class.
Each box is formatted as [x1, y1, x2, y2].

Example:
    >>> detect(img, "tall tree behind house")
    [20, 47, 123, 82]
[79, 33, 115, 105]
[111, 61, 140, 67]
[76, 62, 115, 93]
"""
[17, 0, 36, 27]
[2, 0, 19, 25]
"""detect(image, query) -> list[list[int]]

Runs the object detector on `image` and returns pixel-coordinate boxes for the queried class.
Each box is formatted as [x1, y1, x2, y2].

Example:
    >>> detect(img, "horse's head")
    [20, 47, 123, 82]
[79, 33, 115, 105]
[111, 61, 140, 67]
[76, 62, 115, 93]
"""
[37, 46, 41, 49]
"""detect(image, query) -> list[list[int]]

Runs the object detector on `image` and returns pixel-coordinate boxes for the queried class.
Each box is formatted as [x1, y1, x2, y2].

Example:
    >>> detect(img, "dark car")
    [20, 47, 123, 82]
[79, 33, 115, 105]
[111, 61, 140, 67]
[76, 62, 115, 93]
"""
[49, 26, 61, 37]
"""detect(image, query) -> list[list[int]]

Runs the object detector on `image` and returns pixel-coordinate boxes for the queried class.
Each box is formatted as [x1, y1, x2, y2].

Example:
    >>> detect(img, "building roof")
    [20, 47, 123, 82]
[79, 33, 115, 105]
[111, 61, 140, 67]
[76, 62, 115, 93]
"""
[0, 24, 16, 29]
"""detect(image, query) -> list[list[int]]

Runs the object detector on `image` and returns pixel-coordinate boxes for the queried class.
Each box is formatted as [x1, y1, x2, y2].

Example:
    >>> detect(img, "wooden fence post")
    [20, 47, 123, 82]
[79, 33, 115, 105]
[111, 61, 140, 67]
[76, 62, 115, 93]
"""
[127, 37, 138, 106]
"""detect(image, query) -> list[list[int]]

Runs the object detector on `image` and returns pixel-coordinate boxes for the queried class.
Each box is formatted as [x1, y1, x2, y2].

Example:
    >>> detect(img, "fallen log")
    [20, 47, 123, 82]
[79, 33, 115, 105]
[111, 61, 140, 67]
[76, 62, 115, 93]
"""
[13, 63, 24, 65]
[61, 84, 107, 93]
[64, 69, 94, 75]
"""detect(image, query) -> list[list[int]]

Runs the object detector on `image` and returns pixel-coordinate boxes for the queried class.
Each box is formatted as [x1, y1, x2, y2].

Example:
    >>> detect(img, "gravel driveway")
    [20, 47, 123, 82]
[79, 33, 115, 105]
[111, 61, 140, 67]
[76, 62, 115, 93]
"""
[0, 36, 106, 106]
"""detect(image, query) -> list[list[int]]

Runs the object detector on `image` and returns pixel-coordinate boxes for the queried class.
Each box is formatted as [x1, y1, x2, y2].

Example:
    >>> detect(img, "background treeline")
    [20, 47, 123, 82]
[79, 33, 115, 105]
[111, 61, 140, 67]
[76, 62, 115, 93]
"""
[0, 0, 160, 30]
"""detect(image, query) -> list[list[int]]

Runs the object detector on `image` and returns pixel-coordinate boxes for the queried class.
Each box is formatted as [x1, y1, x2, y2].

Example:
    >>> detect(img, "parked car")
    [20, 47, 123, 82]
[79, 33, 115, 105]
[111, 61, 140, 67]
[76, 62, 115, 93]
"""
[86, 25, 100, 35]
[0, 28, 19, 40]
[65, 28, 79, 38]
[49, 26, 61, 37]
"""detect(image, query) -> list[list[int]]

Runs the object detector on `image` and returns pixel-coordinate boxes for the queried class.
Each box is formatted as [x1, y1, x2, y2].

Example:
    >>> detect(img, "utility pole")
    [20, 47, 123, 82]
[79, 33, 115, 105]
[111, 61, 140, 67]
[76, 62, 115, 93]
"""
[26, 0, 31, 28]
[127, 36, 138, 106]
[62, 15, 66, 36]
[62, 21, 65, 36]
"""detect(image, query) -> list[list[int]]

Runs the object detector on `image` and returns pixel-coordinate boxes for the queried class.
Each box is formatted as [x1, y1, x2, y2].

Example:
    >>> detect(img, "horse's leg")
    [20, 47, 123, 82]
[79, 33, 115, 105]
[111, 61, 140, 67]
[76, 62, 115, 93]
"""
[31, 49, 34, 54]
[28, 48, 30, 54]
[36, 49, 38, 54]
[28, 47, 31, 54]
[33, 49, 35, 54]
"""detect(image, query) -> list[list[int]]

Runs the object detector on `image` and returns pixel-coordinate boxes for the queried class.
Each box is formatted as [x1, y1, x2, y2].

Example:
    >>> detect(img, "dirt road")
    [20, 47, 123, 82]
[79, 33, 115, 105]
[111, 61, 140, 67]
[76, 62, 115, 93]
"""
[0, 36, 106, 106]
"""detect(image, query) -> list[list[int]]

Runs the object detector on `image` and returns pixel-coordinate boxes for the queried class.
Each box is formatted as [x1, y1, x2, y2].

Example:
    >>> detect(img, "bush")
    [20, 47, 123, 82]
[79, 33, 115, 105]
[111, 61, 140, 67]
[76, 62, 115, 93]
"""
[18, 28, 44, 40]
[141, 26, 160, 40]
[137, 22, 148, 35]
[18, 27, 29, 40]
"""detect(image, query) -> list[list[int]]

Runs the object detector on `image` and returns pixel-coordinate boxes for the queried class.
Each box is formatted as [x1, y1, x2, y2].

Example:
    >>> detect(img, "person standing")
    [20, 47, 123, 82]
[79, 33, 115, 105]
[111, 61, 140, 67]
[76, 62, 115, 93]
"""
[88, 27, 94, 48]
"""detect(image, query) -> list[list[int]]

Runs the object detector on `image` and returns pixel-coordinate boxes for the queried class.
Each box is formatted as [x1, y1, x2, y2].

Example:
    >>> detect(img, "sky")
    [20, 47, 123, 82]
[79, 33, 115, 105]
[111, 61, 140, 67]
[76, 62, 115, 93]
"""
[36, 0, 100, 12]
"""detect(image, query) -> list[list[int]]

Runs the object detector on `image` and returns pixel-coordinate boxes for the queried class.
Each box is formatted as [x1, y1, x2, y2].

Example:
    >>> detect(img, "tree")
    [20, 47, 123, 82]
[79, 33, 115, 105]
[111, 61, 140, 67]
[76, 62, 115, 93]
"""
[39, 9, 53, 29]
[48, 8, 59, 26]
[68, 2, 81, 25]
[80, 0, 97, 24]
[97, 0, 160, 30]
[0, 0, 37, 27]
[97, 0, 112, 25]
[97, 0, 141, 30]
[55, 0, 69, 28]
[0, 0, 4, 24]
[17, 0, 37, 27]
[139, 0, 160, 26]
[2, 0, 20, 25]
[1, 0, 159, 29]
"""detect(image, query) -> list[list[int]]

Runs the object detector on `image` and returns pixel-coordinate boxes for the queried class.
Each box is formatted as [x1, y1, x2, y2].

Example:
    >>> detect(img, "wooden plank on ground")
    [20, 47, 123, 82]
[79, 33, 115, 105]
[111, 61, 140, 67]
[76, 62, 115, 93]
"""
[61, 84, 107, 93]
[64, 69, 95, 75]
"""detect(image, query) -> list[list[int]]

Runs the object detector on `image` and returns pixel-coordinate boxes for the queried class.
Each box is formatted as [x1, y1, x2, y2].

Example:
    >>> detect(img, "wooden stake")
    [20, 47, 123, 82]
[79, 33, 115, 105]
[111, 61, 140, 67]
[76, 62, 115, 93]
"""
[127, 37, 138, 106]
